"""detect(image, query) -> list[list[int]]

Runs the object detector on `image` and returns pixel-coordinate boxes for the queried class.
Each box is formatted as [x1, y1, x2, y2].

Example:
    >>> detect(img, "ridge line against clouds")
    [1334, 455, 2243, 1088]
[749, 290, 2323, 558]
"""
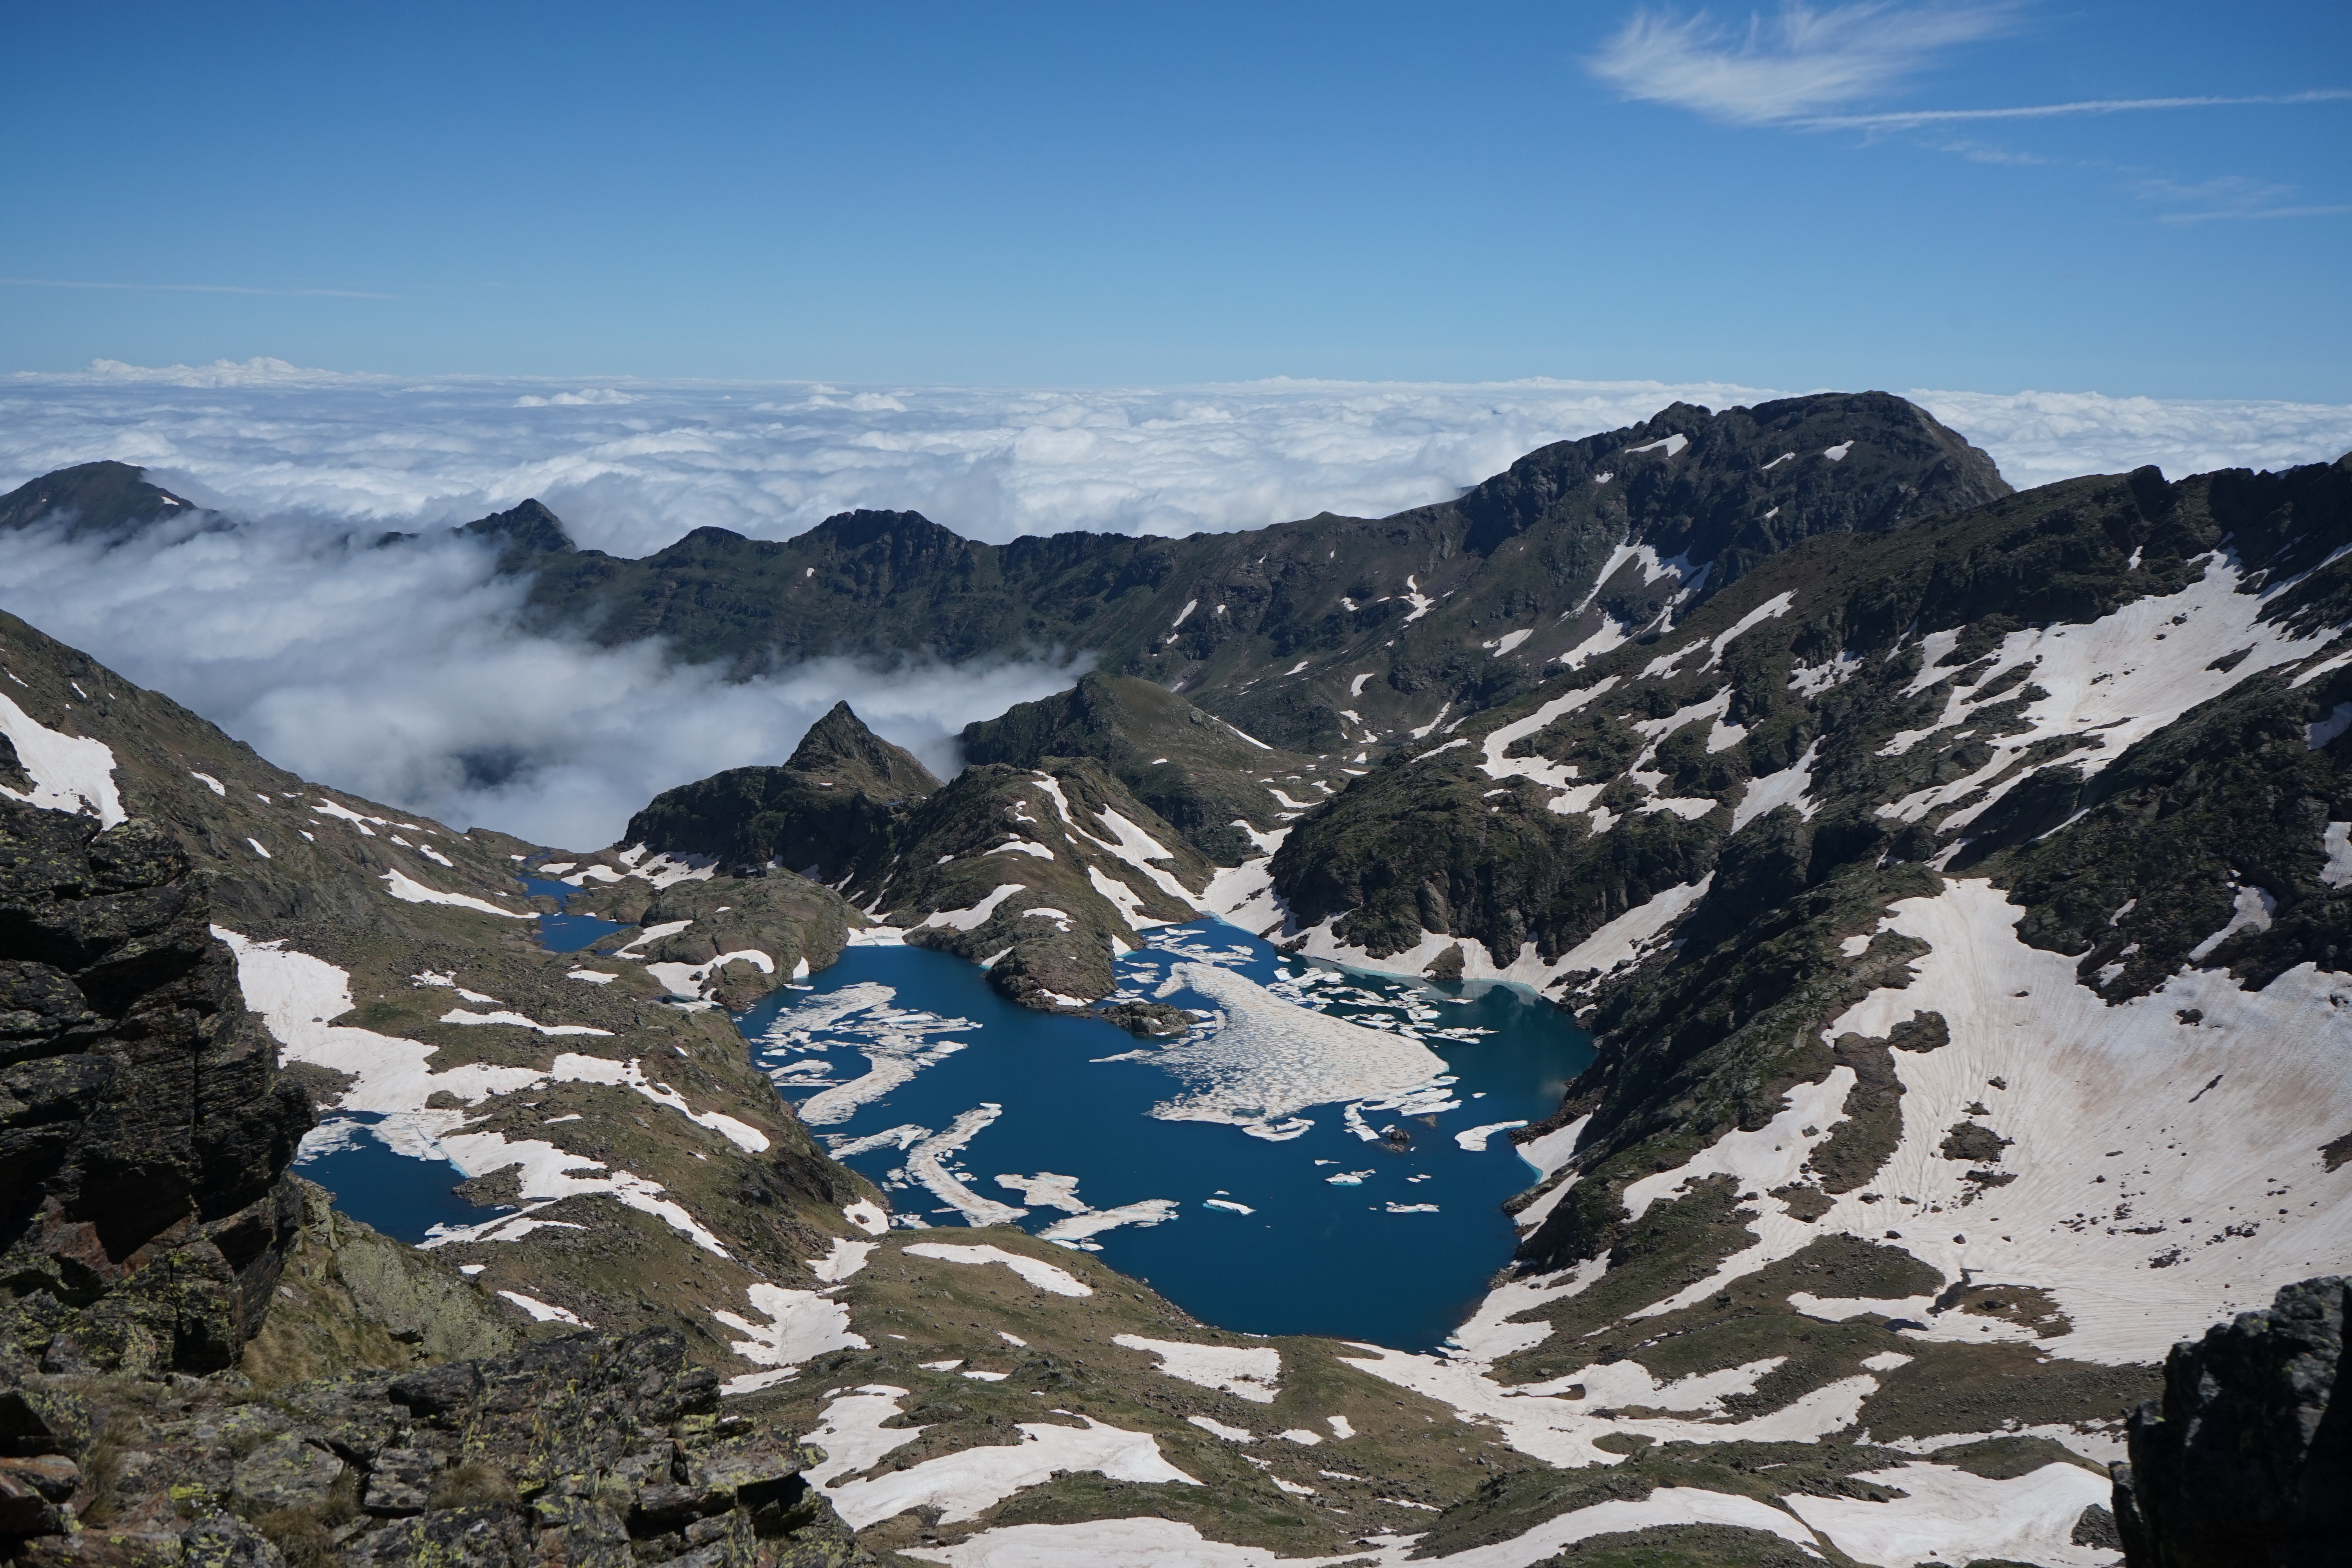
[2, 374, 2347, 845]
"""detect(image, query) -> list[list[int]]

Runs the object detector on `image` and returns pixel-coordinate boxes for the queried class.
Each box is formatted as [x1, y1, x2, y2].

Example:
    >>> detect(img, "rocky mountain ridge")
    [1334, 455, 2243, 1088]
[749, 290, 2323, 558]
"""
[449, 392, 2009, 751]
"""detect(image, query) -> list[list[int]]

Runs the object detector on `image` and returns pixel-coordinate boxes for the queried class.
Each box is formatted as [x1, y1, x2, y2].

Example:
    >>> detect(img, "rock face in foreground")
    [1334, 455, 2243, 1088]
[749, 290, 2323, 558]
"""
[0, 802, 312, 1375]
[2114, 1274, 2349, 1568]
[0, 1325, 872, 1565]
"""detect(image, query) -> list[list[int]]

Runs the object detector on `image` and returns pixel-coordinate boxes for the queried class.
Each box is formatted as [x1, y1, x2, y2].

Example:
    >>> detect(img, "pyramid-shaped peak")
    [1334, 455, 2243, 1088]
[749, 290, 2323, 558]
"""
[459, 497, 575, 555]
[786, 702, 942, 798]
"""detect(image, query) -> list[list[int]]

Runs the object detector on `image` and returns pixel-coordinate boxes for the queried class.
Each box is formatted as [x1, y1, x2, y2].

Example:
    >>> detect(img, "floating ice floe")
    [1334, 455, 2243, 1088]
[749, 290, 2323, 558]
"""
[765, 982, 977, 1126]
[904, 1107, 1027, 1224]
[1454, 1120, 1528, 1151]
[1035, 1200, 1180, 1248]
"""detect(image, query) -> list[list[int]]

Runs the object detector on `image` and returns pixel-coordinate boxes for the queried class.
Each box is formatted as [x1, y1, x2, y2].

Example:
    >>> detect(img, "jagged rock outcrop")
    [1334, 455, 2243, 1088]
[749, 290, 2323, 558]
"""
[623, 706, 1216, 1009]
[622, 702, 940, 884]
[2113, 1275, 2348, 1568]
[959, 672, 1316, 864]
[0, 802, 312, 1374]
[0, 1324, 875, 1565]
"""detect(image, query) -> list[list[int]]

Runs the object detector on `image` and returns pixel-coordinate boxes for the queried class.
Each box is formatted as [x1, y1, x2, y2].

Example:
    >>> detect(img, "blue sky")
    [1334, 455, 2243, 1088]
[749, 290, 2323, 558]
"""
[2, 1, 2345, 397]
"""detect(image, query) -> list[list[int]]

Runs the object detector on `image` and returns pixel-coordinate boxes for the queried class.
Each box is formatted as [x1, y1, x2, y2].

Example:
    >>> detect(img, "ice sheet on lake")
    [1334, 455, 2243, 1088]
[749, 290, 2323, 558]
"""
[1137, 961, 1448, 1138]
[1035, 1200, 1180, 1248]
[763, 982, 978, 1126]
[905, 1106, 1028, 1225]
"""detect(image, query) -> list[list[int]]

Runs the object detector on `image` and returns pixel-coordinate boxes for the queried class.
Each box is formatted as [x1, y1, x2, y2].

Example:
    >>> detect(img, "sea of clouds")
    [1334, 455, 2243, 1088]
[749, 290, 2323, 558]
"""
[3, 359, 2347, 848]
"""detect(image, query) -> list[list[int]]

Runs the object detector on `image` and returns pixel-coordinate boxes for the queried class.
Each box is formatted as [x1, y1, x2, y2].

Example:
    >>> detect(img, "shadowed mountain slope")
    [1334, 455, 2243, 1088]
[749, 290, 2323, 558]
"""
[503, 392, 2007, 749]
[959, 671, 1319, 864]
[0, 459, 206, 544]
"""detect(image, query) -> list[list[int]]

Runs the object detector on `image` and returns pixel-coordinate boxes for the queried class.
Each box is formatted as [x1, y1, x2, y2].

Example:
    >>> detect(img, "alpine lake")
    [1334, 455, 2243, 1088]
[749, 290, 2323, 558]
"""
[299, 881, 1593, 1354]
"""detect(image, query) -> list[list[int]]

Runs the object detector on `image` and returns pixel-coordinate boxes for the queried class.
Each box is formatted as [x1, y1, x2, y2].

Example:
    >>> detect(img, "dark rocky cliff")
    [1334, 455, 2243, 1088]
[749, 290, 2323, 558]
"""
[0, 803, 312, 1375]
[2114, 1274, 2348, 1568]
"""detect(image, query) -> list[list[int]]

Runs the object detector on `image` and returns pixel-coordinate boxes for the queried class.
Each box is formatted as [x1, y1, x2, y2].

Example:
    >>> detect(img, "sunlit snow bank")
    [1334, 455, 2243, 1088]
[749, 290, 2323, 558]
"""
[800, 1384, 1196, 1530]
[0, 690, 125, 826]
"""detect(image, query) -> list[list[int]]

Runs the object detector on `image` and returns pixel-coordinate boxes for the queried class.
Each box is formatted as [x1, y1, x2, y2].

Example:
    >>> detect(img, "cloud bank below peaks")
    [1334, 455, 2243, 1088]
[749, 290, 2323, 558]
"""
[4, 367, 2348, 558]
[0, 513, 1085, 850]
[0, 367, 2343, 849]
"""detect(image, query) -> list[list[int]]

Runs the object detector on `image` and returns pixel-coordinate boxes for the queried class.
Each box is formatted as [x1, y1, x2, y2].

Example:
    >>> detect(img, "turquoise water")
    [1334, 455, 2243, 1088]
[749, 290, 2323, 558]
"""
[741, 922, 1592, 1351]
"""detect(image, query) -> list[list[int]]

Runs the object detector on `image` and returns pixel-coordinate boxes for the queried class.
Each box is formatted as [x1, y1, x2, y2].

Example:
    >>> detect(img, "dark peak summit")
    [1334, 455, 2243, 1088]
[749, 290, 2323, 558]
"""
[786, 701, 942, 799]
[1458, 390, 2007, 561]
[0, 460, 204, 544]
[800, 508, 962, 553]
[458, 497, 575, 558]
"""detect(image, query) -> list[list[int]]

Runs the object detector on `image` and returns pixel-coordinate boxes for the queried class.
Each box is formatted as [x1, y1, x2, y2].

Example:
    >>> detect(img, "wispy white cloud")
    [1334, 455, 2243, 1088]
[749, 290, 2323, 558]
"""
[1806, 87, 2352, 129]
[1586, 2, 2018, 125]
[0, 278, 397, 300]
[2134, 175, 2352, 225]
[1586, 5, 2349, 145]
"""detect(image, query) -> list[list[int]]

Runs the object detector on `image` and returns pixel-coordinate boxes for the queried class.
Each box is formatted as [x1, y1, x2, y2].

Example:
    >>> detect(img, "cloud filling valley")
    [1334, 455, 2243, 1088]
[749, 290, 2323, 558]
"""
[2, 362, 2346, 850]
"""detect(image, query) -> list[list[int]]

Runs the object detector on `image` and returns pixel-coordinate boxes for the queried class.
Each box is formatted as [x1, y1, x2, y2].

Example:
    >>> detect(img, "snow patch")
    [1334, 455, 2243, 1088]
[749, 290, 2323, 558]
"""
[1112, 1334, 1282, 1402]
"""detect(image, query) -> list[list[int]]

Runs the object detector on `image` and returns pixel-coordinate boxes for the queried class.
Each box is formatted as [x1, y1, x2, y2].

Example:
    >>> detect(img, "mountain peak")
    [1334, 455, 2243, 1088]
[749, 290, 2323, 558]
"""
[458, 497, 575, 557]
[800, 508, 963, 552]
[786, 701, 942, 798]
[0, 460, 203, 543]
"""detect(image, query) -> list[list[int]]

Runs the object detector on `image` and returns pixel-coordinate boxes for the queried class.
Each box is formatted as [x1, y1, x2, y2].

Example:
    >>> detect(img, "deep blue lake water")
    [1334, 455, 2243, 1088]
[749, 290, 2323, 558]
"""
[297, 892, 1593, 1351]
[742, 923, 1593, 1351]
[519, 873, 627, 952]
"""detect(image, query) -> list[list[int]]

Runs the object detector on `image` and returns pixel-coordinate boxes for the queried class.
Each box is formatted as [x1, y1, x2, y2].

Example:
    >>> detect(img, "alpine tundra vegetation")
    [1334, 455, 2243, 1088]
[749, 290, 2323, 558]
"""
[0, 391, 2344, 1566]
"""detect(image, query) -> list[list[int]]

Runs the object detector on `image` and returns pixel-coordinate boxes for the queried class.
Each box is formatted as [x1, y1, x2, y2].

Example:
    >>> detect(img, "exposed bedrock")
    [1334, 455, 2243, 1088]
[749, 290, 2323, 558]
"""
[2113, 1274, 2348, 1568]
[0, 1323, 869, 1564]
[0, 802, 312, 1375]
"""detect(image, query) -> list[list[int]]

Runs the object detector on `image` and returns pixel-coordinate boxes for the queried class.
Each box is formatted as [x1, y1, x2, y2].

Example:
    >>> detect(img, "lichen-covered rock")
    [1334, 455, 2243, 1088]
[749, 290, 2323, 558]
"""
[230, 1434, 346, 1512]
[2113, 1274, 2348, 1568]
[0, 1326, 876, 1564]
[181, 1513, 289, 1567]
